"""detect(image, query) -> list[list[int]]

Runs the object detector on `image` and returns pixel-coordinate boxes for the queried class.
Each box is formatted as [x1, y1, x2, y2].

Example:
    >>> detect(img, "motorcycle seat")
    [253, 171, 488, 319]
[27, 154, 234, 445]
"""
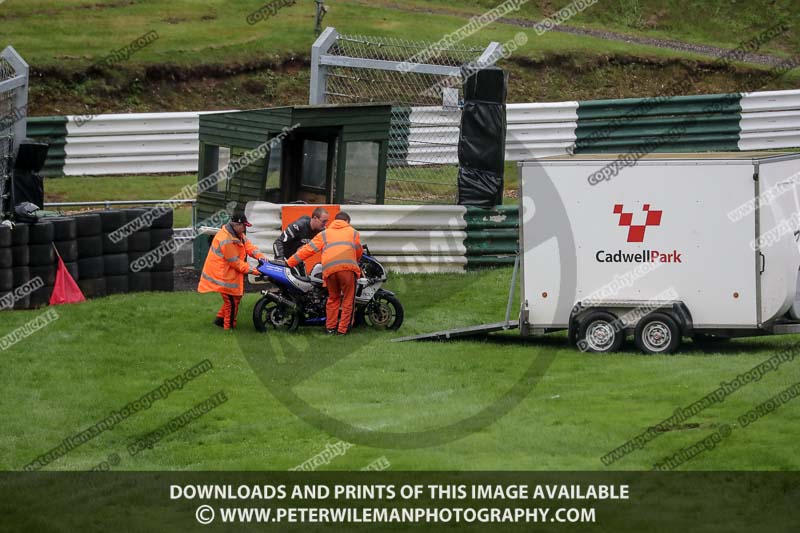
[289, 266, 311, 282]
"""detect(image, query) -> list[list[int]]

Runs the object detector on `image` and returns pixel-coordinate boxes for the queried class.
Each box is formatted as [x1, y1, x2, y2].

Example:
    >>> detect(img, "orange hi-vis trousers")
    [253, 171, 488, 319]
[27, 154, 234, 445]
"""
[326, 271, 357, 334]
[216, 294, 242, 330]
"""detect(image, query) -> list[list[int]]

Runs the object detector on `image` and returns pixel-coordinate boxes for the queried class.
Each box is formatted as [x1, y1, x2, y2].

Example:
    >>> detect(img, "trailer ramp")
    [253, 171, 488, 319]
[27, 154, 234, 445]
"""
[392, 321, 519, 342]
[394, 254, 522, 343]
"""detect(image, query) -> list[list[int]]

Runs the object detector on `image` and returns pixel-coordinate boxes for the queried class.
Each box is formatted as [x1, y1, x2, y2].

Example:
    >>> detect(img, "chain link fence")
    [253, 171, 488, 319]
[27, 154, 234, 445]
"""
[321, 33, 491, 204]
[1, 56, 17, 207]
[0, 47, 29, 217]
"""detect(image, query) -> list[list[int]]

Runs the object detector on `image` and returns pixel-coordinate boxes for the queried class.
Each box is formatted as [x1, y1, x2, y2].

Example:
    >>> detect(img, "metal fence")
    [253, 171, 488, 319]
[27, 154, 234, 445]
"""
[0, 46, 29, 216]
[310, 27, 500, 204]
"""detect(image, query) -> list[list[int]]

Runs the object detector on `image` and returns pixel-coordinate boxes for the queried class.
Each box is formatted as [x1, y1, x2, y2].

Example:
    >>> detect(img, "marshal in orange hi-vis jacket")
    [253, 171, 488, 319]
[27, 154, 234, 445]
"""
[287, 213, 363, 334]
[198, 215, 266, 330]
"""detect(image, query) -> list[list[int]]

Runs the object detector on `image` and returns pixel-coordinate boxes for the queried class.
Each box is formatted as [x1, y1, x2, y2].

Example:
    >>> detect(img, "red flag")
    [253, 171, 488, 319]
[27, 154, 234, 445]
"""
[50, 255, 86, 305]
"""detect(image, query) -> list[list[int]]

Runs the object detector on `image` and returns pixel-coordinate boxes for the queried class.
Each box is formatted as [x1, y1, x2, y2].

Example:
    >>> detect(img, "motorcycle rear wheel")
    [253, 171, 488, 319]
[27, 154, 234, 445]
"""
[253, 295, 300, 332]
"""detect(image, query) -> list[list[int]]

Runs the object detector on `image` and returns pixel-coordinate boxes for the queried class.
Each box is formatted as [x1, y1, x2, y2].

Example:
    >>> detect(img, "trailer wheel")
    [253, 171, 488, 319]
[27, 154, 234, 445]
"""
[635, 313, 681, 355]
[577, 311, 623, 353]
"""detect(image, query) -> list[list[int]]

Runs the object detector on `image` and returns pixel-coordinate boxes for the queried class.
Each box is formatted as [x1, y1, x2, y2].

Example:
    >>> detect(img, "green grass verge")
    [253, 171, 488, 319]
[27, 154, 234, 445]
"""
[42, 167, 516, 211]
[44, 174, 196, 227]
[4, 0, 795, 71]
[2, 267, 800, 471]
[401, 0, 800, 57]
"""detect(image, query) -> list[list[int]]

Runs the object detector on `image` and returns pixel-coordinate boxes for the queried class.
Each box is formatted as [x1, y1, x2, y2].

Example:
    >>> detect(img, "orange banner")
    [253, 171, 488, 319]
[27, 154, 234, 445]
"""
[280, 205, 340, 271]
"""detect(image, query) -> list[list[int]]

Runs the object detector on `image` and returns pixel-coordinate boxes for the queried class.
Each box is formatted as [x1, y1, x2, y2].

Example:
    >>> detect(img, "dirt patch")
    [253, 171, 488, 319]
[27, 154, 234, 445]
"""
[174, 266, 265, 295]
[28, 57, 311, 116]
[174, 267, 200, 292]
[652, 423, 701, 433]
[24, 50, 797, 117]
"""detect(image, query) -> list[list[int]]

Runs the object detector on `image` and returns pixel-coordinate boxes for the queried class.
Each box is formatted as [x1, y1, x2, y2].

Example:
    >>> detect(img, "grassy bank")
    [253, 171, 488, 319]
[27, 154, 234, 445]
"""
[2, 267, 800, 471]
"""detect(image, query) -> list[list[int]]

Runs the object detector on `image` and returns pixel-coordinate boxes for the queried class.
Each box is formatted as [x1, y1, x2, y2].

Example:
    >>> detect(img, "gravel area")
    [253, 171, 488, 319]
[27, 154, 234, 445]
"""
[174, 267, 201, 292]
[173, 267, 265, 294]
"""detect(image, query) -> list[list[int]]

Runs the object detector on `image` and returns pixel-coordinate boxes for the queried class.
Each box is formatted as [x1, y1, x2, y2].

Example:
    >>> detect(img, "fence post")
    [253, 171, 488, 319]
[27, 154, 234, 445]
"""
[309, 27, 338, 104]
[0, 46, 29, 157]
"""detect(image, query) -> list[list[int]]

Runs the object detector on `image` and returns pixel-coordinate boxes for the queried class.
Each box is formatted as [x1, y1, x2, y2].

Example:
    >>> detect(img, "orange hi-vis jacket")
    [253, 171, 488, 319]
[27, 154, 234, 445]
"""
[198, 223, 266, 296]
[287, 220, 363, 280]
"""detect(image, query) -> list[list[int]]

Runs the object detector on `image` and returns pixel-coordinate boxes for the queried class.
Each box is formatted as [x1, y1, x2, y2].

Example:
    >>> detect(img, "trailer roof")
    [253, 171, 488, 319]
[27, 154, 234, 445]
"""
[525, 152, 800, 165]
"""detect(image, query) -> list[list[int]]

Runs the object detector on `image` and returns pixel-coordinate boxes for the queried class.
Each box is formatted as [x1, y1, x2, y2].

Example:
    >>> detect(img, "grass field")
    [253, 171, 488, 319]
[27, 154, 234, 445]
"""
[5, 0, 800, 476]
[44, 174, 196, 226]
[42, 165, 515, 211]
[3, 0, 797, 69]
[3, 267, 800, 471]
[397, 0, 800, 57]
[7, 0, 800, 117]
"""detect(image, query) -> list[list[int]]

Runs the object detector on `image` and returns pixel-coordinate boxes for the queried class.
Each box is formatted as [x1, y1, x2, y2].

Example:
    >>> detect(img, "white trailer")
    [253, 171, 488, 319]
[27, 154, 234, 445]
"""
[397, 152, 800, 355]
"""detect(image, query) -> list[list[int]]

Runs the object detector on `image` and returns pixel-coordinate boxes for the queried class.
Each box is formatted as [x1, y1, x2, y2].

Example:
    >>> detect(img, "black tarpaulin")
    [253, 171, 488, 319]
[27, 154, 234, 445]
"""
[457, 67, 507, 207]
[13, 140, 49, 212]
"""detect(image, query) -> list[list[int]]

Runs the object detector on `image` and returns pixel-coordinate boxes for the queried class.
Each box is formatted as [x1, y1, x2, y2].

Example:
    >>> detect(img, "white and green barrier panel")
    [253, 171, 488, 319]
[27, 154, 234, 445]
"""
[25, 112, 214, 177]
[24, 89, 800, 177]
[195, 203, 523, 273]
[25, 116, 67, 177]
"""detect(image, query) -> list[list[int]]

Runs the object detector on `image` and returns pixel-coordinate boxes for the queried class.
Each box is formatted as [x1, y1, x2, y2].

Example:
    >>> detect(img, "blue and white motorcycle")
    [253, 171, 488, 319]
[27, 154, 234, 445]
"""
[252, 245, 404, 332]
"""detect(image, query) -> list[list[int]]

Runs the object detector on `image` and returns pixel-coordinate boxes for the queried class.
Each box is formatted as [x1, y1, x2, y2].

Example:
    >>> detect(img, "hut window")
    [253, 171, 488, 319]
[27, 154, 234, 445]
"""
[301, 140, 328, 190]
[201, 144, 231, 193]
[343, 142, 379, 204]
[265, 141, 282, 191]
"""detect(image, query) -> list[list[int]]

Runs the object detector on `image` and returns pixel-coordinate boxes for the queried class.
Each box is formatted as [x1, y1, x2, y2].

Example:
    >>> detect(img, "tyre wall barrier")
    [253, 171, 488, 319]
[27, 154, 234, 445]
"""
[0, 210, 175, 310]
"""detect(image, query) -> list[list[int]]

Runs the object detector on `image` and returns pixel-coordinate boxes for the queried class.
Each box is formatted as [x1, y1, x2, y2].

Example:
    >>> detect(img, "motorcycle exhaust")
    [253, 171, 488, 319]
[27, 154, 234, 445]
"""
[264, 291, 298, 310]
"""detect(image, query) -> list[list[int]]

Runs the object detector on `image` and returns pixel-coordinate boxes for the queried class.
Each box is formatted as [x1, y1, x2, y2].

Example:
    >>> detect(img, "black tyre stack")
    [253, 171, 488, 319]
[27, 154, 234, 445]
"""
[10, 224, 31, 309]
[98, 210, 129, 296]
[125, 208, 152, 293]
[50, 216, 79, 279]
[2, 206, 175, 309]
[27, 220, 56, 308]
[148, 208, 175, 292]
[75, 213, 105, 299]
[0, 224, 13, 310]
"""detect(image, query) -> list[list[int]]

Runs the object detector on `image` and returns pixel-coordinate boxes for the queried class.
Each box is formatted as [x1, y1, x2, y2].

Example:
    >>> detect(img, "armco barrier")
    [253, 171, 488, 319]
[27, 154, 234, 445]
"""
[25, 116, 67, 177]
[464, 206, 519, 268]
[738, 90, 800, 150]
[25, 89, 800, 177]
[236, 203, 470, 274]
[62, 112, 203, 176]
[26, 111, 232, 177]
[197, 203, 522, 272]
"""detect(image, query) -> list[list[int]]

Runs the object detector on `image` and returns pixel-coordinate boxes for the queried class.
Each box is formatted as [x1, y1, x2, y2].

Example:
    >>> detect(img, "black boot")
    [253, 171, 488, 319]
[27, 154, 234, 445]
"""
[213, 317, 224, 328]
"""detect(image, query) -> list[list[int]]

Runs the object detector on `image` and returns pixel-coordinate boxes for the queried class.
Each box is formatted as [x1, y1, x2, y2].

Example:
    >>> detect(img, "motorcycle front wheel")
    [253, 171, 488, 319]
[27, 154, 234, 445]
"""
[360, 293, 404, 331]
[253, 295, 300, 332]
